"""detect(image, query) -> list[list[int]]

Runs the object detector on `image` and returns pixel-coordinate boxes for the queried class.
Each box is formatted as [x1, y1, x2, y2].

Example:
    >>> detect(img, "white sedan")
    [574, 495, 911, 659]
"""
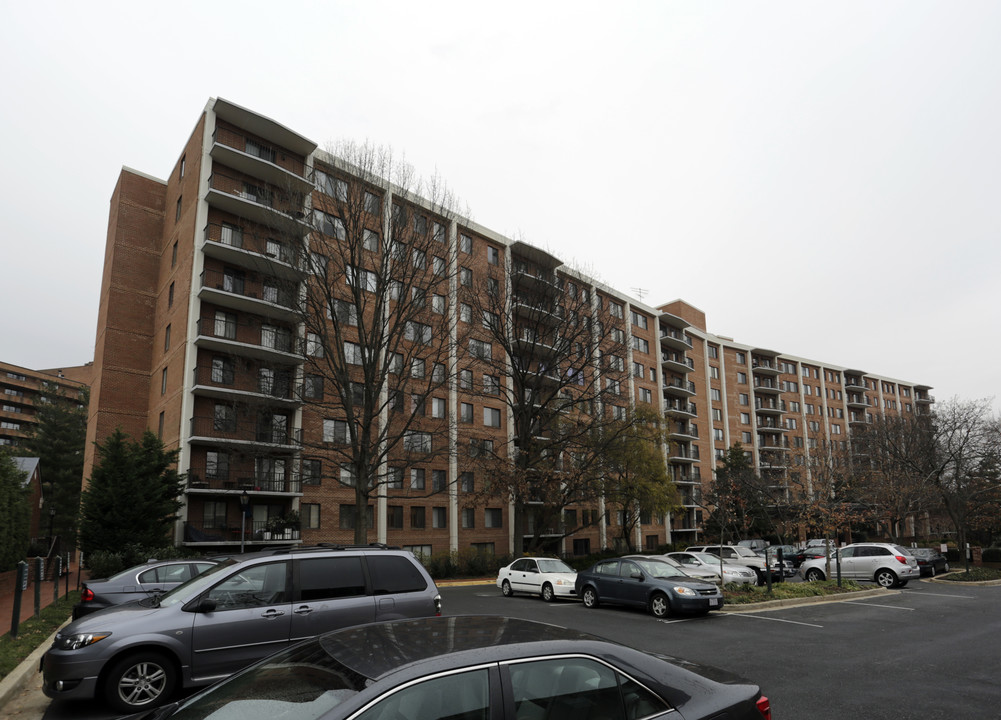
[665, 552, 758, 585]
[497, 557, 578, 601]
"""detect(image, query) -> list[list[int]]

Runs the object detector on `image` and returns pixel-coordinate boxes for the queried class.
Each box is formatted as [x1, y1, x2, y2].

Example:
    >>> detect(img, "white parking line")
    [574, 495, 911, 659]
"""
[843, 601, 914, 610]
[726, 613, 823, 628]
[906, 590, 975, 599]
[657, 617, 701, 624]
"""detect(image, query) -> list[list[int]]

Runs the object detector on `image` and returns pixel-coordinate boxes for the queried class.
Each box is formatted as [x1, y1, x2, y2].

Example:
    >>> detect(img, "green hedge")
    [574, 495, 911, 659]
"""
[84, 544, 194, 579]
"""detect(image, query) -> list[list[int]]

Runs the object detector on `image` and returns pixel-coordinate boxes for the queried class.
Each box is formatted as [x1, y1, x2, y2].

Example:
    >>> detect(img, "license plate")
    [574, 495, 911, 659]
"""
[709, 598, 719, 606]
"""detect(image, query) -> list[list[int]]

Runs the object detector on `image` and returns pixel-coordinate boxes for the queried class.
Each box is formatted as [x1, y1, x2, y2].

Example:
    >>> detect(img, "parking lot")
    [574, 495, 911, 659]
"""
[24, 578, 1001, 720]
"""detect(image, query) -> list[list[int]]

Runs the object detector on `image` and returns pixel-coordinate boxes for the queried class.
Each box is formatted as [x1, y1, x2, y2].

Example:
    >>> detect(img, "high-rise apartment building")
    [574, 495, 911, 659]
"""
[0, 361, 90, 448]
[84, 98, 932, 555]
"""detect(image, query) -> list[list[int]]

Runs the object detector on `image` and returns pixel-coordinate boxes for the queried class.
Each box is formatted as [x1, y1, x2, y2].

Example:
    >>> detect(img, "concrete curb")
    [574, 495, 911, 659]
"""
[719, 587, 896, 613]
[925, 573, 1001, 587]
[0, 622, 66, 712]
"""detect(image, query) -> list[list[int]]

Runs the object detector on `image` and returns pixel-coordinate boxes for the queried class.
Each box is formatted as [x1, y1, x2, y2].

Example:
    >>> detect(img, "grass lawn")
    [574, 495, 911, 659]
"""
[724, 579, 864, 605]
[0, 592, 77, 681]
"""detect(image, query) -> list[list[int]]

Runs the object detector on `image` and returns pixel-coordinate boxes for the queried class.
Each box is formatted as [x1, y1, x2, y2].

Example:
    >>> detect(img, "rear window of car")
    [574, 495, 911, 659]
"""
[368, 555, 429, 594]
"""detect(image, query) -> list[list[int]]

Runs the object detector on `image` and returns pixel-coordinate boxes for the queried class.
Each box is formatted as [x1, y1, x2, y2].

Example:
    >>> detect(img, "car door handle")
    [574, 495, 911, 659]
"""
[261, 609, 286, 619]
[293, 606, 313, 615]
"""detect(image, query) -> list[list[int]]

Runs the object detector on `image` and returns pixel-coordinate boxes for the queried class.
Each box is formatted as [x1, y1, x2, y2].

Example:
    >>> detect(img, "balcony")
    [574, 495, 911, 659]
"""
[183, 519, 299, 546]
[189, 415, 302, 450]
[668, 445, 698, 464]
[511, 299, 563, 327]
[662, 377, 696, 397]
[751, 359, 780, 375]
[916, 393, 935, 404]
[661, 351, 694, 374]
[755, 398, 784, 414]
[202, 223, 301, 281]
[510, 267, 560, 296]
[846, 393, 871, 408]
[210, 126, 311, 192]
[659, 328, 692, 351]
[844, 375, 867, 391]
[191, 365, 300, 407]
[513, 330, 561, 361]
[753, 378, 781, 395]
[194, 318, 302, 364]
[186, 470, 303, 494]
[669, 422, 698, 441]
[206, 171, 308, 228]
[199, 268, 300, 321]
[664, 399, 697, 417]
[756, 418, 787, 432]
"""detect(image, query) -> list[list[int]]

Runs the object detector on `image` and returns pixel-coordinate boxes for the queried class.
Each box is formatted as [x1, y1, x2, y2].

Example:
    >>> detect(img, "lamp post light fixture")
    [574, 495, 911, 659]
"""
[240, 491, 250, 553]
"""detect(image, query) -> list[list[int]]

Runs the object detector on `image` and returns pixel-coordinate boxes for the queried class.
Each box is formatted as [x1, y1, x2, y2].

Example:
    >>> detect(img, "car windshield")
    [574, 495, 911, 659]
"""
[733, 547, 758, 558]
[536, 559, 575, 573]
[169, 637, 367, 720]
[632, 559, 687, 579]
[693, 553, 727, 566]
[156, 559, 239, 607]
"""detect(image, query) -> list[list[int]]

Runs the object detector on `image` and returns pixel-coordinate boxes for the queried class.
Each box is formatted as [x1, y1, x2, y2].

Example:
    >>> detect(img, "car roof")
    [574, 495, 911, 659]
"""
[316, 616, 605, 681]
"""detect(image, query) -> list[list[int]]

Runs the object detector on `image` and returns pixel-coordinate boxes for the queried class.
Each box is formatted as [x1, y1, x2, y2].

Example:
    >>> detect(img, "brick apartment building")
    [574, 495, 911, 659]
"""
[0, 361, 91, 448]
[83, 97, 933, 557]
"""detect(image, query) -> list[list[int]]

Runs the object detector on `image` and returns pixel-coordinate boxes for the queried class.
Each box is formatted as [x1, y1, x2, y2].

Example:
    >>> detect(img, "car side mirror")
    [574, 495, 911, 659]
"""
[630, 571, 644, 581]
[188, 598, 217, 614]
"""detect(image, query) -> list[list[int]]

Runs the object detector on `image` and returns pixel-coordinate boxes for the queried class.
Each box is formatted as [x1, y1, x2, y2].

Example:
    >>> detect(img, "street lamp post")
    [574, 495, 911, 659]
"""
[240, 491, 250, 553]
[47, 507, 56, 550]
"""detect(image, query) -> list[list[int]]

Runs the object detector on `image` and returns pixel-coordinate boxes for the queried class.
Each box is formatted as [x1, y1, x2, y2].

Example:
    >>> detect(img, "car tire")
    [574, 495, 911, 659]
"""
[753, 568, 765, 586]
[875, 569, 898, 588]
[582, 586, 599, 608]
[501, 580, 513, 597]
[542, 583, 556, 602]
[649, 592, 670, 618]
[929, 565, 936, 577]
[805, 568, 825, 582]
[103, 650, 176, 713]
[944, 562, 950, 573]
[897, 580, 908, 587]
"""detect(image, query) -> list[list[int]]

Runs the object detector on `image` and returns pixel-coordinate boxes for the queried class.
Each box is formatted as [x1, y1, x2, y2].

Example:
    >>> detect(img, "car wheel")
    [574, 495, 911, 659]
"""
[944, 562, 950, 573]
[805, 568, 825, 582]
[649, 592, 670, 618]
[501, 580, 513, 597]
[875, 569, 898, 588]
[929, 565, 936, 577]
[103, 651, 176, 713]
[897, 580, 908, 587]
[582, 586, 598, 608]
[753, 568, 765, 586]
[542, 583, 555, 602]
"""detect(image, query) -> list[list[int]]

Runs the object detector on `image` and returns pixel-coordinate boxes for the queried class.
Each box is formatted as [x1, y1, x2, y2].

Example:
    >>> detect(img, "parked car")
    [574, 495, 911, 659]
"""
[909, 547, 950, 576]
[755, 546, 797, 577]
[139, 615, 772, 720]
[666, 552, 758, 585]
[639, 553, 723, 583]
[687, 545, 777, 584]
[806, 538, 838, 548]
[738, 539, 768, 552]
[787, 546, 833, 568]
[575, 556, 723, 617]
[42, 545, 441, 712]
[72, 558, 220, 620]
[497, 556, 578, 601]
[799, 542, 920, 588]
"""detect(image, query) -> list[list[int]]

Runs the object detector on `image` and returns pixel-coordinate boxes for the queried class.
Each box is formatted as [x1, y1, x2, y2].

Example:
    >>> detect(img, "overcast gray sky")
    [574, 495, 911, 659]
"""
[2, 1, 998, 411]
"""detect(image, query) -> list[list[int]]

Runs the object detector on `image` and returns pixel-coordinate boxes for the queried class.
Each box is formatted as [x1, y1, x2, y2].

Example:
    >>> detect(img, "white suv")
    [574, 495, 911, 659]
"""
[800, 542, 920, 588]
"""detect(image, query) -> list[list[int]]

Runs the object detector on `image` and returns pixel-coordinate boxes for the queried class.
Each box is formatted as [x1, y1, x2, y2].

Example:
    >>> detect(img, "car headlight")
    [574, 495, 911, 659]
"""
[673, 586, 696, 596]
[554, 579, 569, 586]
[53, 632, 111, 651]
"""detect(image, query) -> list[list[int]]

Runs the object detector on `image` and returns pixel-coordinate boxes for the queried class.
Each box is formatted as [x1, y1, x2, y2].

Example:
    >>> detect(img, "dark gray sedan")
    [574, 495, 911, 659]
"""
[135, 615, 771, 720]
[575, 556, 723, 617]
[73, 559, 220, 619]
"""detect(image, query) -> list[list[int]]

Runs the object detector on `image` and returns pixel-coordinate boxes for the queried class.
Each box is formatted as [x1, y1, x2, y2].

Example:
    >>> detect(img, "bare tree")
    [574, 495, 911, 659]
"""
[269, 142, 465, 542]
[461, 258, 637, 554]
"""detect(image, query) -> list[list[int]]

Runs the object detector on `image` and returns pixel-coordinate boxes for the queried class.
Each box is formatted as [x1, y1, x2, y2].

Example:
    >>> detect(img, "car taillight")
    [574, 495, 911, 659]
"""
[81, 588, 94, 602]
[756, 695, 771, 720]
[895, 555, 908, 565]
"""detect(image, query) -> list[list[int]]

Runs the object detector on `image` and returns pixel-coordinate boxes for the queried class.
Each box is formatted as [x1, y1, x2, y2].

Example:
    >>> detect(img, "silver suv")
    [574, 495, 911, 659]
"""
[686, 545, 774, 584]
[799, 542, 920, 588]
[42, 545, 440, 712]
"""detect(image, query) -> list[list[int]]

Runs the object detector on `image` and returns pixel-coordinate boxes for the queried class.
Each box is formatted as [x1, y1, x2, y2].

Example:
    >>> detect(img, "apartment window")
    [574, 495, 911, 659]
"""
[638, 387, 652, 404]
[487, 246, 499, 265]
[432, 255, 446, 276]
[741, 431, 752, 443]
[203, 501, 227, 530]
[213, 403, 235, 432]
[315, 170, 347, 199]
[809, 421, 820, 432]
[711, 388, 721, 401]
[786, 418, 799, 430]
[432, 469, 447, 492]
[737, 372, 747, 384]
[460, 267, 472, 286]
[175, 196, 182, 222]
[323, 419, 349, 444]
[301, 459, 321, 486]
[360, 228, 380, 252]
[482, 311, 500, 331]
[459, 234, 473, 254]
[303, 374, 323, 399]
[160, 367, 168, 395]
[459, 303, 472, 323]
[460, 369, 473, 390]
[708, 346, 719, 359]
[712, 408, 722, 421]
[630, 311, 648, 330]
[404, 431, 432, 453]
[168, 282, 175, 308]
[343, 341, 362, 364]
[612, 405, 626, 420]
[487, 277, 499, 297]
[806, 404, 815, 414]
[710, 366, 720, 379]
[485, 508, 503, 528]
[364, 190, 381, 214]
[411, 358, 425, 379]
[459, 472, 474, 493]
[302, 503, 320, 530]
[460, 402, 474, 423]
[346, 265, 377, 292]
[330, 299, 358, 326]
[483, 375, 500, 395]
[740, 412, 750, 424]
[170, 241, 178, 268]
[484, 407, 501, 428]
[832, 424, 842, 435]
[789, 400, 800, 412]
[179, 154, 185, 178]
[410, 507, 426, 529]
[739, 393, 749, 405]
[431, 397, 447, 419]
[386, 468, 403, 490]
[205, 451, 229, 480]
[411, 468, 426, 490]
[632, 336, 650, 354]
[339, 504, 374, 530]
[462, 508, 476, 529]
[163, 324, 171, 353]
[469, 339, 491, 359]
[609, 301, 623, 319]
[405, 321, 432, 344]
[432, 294, 446, 314]
[432, 507, 447, 529]
[736, 352, 746, 364]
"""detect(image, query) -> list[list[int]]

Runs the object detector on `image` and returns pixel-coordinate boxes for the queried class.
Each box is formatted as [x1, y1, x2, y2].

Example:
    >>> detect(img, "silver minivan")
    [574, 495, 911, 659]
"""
[42, 546, 441, 712]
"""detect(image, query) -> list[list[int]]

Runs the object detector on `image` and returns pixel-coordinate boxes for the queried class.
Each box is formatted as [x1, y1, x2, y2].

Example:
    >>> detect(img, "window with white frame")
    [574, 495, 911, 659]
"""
[343, 341, 362, 364]
[432, 397, 446, 419]
[323, 419, 349, 443]
[411, 468, 426, 490]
